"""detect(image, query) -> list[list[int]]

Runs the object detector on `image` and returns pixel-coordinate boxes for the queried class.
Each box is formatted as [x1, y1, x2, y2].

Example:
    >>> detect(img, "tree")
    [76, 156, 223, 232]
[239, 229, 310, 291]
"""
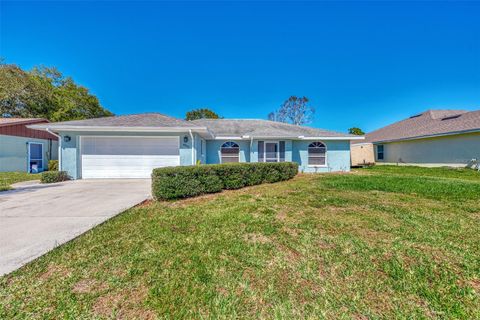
[268, 96, 315, 125]
[348, 127, 365, 135]
[185, 108, 222, 121]
[0, 62, 113, 121]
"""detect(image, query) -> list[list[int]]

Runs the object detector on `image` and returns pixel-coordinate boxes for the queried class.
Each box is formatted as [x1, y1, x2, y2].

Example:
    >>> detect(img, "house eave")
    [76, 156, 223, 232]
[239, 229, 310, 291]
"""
[212, 135, 363, 140]
[297, 136, 364, 141]
[27, 124, 210, 133]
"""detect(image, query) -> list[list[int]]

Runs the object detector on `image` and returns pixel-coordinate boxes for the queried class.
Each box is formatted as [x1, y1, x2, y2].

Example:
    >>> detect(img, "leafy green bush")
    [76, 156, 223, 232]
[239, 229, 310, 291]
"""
[41, 171, 70, 183]
[152, 162, 298, 200]
[48, 160, 59, 171]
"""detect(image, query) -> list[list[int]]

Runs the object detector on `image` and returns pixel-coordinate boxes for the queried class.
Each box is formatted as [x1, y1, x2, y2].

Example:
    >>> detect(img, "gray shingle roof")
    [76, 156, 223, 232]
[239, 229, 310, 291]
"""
[191, 119, 356, 138]
[29, 113, 359, 139]
[363, 109, 480, 143]
[36, 113, 204, 129]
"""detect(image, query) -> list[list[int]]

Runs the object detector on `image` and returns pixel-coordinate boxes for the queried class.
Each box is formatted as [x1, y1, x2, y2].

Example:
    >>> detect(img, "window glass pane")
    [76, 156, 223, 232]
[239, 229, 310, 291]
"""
[377, 145, 384, 160]
[258, 141, 264, 162]
[279, 141, 285, 161]
[308, 147, 326, 154]
[308, 156, 326, 165]
[221, 147, 239, 154]
[308, 141, 326, 165]
[265, 143, 278, 162]
[30, 144, 42, 159]
[220, 141, 240, 163]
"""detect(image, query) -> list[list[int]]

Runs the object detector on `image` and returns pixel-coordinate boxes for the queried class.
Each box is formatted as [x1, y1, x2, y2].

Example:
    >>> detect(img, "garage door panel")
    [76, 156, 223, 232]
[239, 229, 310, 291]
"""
[81, 136, 180, 179]
[82, 155, 180, 166]
[81, 136, 179, 156]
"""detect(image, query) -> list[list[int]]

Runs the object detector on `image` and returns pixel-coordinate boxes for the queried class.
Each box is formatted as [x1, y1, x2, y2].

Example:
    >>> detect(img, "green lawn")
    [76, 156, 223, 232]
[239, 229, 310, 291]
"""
[0, 172, 40, 191]
[1, 166, 479, 319]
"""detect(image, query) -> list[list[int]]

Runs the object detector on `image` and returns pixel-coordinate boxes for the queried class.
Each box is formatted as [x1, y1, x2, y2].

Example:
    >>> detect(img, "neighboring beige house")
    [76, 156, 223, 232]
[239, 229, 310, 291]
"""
[354, 109, 480, 168]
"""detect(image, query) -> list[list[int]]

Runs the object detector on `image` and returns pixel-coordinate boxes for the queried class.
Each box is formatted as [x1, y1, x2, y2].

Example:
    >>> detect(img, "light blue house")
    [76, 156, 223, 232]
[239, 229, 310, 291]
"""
[0, 118, 58, 173]
[29, 113, 363, 179]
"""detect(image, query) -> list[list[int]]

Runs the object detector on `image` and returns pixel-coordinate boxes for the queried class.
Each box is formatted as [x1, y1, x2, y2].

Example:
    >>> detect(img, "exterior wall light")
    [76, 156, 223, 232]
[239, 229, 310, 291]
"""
[64, 136, 71, 142]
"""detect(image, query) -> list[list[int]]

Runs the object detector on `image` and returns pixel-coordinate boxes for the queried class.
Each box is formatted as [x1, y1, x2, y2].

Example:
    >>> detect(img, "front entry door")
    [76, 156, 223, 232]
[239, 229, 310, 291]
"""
[28, 142, 43, 173]
[265, 142, 279, 162]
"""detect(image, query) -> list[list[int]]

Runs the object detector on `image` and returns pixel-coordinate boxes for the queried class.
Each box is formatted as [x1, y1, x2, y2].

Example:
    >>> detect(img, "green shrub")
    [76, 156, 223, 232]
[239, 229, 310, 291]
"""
[48, 160, 59, 171]
[41, 171, 70, 183]
[152, 162, 298, 200]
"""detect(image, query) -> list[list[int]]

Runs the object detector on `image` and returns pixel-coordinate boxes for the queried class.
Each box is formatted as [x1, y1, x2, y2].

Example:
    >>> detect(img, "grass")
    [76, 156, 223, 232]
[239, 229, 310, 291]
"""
[1, 166, 479, 319]
[0, 172, 40, 191]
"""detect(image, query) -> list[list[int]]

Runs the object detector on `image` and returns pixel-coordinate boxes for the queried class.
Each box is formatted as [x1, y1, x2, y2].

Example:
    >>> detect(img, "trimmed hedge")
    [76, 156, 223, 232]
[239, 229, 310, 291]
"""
[152, 162, 299, 200]
[41, 171, 70, 183]
[48, 160, 59, 171]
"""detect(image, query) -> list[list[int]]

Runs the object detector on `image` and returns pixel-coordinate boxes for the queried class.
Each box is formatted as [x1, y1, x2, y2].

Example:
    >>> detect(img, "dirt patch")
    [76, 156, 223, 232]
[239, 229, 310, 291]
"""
[92, 286, 154, 319]
[39, 264, 69, 281]
[134, 199, 154, 208]
[275, 242, 302, 263]
[72, 279, 108, 294]
[244, 233, 272, 244]
[469, 279, 480, 293]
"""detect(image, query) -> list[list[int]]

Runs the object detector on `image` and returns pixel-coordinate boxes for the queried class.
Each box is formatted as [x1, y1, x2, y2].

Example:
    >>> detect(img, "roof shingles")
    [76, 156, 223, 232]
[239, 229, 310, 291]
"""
[364, 109, 480, 143]
[37, 113, 203, 128]
[192, 119, 356, 138]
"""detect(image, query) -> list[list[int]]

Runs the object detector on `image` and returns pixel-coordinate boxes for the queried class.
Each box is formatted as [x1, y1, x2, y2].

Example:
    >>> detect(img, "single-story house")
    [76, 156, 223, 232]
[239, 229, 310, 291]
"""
[353, 109, 480, 167]
[0, 118, 59, 173]
[28, 113, 363, 179]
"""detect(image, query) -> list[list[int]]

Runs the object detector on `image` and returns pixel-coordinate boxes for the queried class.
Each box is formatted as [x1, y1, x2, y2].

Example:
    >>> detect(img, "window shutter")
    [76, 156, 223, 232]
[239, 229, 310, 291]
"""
[279, 141, 285, 162]
[258, 141, 264, 162]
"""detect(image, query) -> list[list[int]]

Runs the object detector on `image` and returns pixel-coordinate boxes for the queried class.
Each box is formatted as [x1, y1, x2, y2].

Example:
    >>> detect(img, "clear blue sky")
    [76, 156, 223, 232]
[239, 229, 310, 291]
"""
[1, 1, 479, 132]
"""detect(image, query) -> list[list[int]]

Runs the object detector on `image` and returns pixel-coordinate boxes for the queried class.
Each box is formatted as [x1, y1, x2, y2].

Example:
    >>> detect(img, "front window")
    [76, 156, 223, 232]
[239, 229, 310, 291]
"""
[308, 141, 326, 166]
[220, 141, 240, 163]
[377, 145, 384, 160]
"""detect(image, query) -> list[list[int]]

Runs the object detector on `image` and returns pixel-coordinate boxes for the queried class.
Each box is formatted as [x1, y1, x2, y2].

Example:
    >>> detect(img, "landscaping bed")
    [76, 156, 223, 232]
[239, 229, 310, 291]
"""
[1, 166, 479, 318]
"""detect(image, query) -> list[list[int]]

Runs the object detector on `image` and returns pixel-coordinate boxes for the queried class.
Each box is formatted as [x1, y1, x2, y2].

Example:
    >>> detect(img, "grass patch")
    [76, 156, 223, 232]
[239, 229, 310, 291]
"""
[1, 166, 479, 318]
[0, 172, 40, 191]
[365, 165, 480, 181]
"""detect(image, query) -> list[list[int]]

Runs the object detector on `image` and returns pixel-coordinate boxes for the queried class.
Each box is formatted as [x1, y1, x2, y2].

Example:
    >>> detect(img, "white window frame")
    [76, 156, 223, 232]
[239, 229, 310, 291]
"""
[307, 141, 327, 167]
[263, 141, 280, 163]
[27, 142, 44, 173]
[220, 141, 240, 163]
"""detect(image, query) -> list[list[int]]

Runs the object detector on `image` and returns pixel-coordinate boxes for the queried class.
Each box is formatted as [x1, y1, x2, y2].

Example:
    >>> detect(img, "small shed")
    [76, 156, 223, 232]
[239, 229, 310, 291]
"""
[350, 142, 374, 167]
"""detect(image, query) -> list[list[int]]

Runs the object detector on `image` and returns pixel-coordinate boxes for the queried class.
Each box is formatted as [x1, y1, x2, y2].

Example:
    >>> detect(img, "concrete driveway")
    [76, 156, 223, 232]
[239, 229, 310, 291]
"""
[0, 179, 151, 276]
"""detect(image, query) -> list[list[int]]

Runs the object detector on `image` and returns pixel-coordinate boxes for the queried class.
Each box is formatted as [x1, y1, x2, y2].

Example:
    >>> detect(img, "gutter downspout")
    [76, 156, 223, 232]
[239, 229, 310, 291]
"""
[189, 130, 195, 165]
[46, 128, 61, 170]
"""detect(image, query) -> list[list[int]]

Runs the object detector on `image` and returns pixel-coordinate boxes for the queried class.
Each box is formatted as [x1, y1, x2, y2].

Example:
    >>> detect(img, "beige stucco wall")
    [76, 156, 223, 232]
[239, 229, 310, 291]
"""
[375, 132, 480, 167]
[350, 143, 374, 166]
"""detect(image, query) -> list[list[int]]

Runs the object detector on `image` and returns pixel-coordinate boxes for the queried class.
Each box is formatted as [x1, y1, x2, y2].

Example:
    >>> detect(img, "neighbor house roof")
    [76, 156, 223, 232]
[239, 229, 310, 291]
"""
[0, 118, 57, 140]
[28, 113, 210, 134]
[191, 119, 361, 139]
[0, 118, 49, 127]
[363, 109, 480, 144]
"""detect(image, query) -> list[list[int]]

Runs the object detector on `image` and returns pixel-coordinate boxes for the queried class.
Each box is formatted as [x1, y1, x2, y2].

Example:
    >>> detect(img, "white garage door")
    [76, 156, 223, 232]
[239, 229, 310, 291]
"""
[80, 136, 180, 179]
